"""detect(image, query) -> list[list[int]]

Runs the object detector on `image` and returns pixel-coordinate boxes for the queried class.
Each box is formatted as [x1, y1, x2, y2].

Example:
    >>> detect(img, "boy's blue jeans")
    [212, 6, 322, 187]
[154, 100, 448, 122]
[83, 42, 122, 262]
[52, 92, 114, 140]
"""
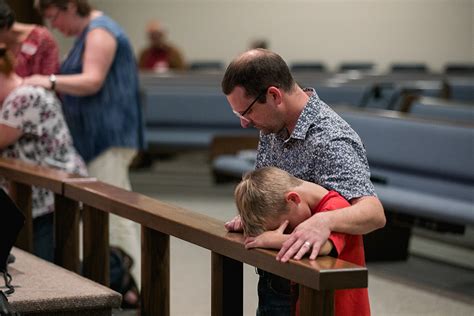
[256, 269, 295, 316]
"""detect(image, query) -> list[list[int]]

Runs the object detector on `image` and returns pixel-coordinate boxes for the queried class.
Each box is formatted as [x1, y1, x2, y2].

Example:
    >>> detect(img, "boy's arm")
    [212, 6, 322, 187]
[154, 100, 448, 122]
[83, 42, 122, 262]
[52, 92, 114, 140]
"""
[245, 232, 288, 250]
[225, 215, 243, 232]
[245, 221, 336, 259]
[245, 221, 289, 250]
[319, 240, 334, 256]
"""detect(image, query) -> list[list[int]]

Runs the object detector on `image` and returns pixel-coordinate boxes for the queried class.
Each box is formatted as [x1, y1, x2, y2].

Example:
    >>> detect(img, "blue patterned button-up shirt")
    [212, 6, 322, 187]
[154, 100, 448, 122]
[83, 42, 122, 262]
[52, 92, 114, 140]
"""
[256, 88, 376, 200]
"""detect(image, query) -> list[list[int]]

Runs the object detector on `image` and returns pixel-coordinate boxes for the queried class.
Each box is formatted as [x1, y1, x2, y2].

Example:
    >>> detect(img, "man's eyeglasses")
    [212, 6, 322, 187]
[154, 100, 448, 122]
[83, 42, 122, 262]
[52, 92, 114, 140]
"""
[232, 88, 267, 122]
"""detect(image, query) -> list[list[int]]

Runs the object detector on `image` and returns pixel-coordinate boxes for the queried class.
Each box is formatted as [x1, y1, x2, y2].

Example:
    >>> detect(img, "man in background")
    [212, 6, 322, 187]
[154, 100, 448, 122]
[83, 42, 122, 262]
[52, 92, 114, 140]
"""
[138, 19, 186, 72]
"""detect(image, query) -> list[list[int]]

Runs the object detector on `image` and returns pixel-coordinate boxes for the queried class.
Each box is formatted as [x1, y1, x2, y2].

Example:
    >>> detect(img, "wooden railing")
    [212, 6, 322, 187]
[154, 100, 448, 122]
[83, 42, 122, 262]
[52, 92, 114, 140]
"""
[0, 157, 368, 316]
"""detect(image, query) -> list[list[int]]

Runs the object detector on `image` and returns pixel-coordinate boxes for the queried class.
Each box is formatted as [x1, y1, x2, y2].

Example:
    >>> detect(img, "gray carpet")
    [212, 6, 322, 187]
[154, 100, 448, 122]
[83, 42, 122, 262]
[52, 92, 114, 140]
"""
[116, 151, 474, 316]
[7, 248, 121, 315]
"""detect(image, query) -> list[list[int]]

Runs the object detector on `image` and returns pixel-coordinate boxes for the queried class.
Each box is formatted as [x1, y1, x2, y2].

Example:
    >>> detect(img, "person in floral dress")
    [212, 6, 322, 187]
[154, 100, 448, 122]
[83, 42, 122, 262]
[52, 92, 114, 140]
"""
[0, 47, 86, 261]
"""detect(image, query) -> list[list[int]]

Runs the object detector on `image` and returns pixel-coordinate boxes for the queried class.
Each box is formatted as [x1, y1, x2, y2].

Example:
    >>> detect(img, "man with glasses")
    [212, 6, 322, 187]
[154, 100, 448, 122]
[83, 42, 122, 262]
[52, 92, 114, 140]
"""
[222, 49, 385, 315]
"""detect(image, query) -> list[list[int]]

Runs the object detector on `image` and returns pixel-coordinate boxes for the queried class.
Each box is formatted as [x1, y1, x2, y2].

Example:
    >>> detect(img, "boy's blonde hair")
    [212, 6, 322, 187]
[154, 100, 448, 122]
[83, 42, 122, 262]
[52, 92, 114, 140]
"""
[234, 167, 303, 236]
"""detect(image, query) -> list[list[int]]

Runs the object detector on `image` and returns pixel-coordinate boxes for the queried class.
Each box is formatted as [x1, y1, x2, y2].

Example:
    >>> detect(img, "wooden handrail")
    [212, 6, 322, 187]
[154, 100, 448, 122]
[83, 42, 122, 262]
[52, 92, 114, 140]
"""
[0, 157, 368, 315]
[0, 157, 69, 251]
[0, 157, 74, 194]
[63, 180, 367, 291]
[0, 158, 88, 257]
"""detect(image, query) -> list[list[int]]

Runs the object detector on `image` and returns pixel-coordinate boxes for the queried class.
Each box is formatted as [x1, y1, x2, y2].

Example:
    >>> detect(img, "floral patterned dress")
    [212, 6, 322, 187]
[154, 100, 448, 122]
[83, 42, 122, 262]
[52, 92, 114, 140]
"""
[0, 85, 87, 218]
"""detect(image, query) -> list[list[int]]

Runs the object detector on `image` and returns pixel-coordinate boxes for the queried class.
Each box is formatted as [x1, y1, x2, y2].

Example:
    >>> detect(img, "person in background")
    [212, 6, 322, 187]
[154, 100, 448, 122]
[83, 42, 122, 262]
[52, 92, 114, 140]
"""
[222, 48, 385, 315]
[234, 166, 370, 316]
[0, 46, 87, 261]
[24, 0, 144, 307]
[0, 0, 59, 76]
[250, 38, 269, 50]
[138, 19, 186, 72]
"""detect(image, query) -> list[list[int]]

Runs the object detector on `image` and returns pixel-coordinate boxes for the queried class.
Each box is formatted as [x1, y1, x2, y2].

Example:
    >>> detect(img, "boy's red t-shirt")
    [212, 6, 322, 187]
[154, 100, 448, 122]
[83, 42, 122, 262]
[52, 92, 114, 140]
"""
[295, 190, 371, 316]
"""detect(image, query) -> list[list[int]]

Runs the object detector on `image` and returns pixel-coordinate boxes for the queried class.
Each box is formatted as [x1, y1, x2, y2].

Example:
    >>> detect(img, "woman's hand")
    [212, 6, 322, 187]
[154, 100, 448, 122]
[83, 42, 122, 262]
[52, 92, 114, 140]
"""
[23, 75, 50, 89]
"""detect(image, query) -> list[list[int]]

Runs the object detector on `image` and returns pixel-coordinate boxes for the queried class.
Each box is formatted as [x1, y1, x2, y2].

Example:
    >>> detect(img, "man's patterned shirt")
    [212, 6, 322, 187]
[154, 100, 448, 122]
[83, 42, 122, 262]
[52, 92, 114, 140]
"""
[256, 88, 376, 201]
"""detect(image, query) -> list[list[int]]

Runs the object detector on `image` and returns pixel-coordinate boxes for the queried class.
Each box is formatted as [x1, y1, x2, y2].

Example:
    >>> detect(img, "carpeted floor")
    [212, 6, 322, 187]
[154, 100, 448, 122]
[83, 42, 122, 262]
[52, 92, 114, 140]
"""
[115, 151, 474, 316]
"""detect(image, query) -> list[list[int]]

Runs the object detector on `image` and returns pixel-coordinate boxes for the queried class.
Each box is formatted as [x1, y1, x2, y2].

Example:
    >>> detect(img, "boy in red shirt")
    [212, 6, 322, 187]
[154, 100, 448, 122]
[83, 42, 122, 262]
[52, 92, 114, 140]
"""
[234, 166, 370, 316]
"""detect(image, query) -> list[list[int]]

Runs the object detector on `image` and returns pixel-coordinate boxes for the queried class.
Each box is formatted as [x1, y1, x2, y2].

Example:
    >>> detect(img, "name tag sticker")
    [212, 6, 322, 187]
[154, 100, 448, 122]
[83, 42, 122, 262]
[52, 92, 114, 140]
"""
[21, 43, 38, 55]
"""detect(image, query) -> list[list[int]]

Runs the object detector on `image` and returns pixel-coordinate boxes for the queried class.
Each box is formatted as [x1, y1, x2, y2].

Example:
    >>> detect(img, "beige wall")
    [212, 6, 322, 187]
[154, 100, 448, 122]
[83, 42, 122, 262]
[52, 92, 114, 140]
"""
[55, 0, 473, 72]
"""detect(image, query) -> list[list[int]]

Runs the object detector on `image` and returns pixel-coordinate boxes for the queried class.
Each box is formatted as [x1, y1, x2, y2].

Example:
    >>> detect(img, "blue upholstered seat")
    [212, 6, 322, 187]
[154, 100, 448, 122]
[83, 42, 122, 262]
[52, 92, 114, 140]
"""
[408, 97, 474, 123]
[339, 109, 474, 225]
[390, 63, 429, 73]
[339, 62, 375, 72]
[142, 88, 258, 151]
[189, 61, 224, 71]
[290, 62, 327, 72]
[448, 79, 474, 103]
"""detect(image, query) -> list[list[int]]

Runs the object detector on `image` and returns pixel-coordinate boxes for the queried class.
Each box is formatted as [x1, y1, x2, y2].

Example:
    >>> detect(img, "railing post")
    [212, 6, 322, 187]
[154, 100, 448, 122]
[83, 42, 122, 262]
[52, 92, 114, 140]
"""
[299, 285, 334, 316]
[211, 252, 243, 316]
[10, 181, 33, 252]
[83, 205, 109, 286]
[141, 226, 169, 316]
[54, 194, 80, 273]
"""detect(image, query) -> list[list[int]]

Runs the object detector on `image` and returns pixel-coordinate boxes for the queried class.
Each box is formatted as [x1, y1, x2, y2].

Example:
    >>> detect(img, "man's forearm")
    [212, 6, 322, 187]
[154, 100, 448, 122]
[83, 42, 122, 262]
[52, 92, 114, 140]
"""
[325, 196, 385, 235]
[276, 196, 385, 262]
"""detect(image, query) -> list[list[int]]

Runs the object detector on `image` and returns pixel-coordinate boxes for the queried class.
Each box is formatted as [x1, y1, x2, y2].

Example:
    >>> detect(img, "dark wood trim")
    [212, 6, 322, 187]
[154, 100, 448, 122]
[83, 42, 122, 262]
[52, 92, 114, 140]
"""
[209, 135, 259, 161]
[141, 226, 169, 316]
[10, 181, 33, 252]
[211, 252, 243, 316]
[82, 205, 109, 286]
[0, 158, 70, 193]
[398, 94, 420, 113]
[54, 194, 80, 273]
[299, 286, 334, 316]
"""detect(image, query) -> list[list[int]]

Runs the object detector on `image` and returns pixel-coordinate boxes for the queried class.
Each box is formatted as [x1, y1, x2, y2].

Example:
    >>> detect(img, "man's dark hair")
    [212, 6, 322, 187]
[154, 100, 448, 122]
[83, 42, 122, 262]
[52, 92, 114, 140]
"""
[37, 0, 92, 17]
[0, 0, 15, 30]
[221, 49, 295, 101]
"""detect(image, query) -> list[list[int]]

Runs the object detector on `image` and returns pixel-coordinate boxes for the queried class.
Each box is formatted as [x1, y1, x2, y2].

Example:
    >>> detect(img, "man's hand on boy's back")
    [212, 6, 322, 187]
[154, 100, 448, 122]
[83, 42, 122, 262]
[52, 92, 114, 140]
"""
[276, 212, 331, 262]
[225, 215, 243, 232]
